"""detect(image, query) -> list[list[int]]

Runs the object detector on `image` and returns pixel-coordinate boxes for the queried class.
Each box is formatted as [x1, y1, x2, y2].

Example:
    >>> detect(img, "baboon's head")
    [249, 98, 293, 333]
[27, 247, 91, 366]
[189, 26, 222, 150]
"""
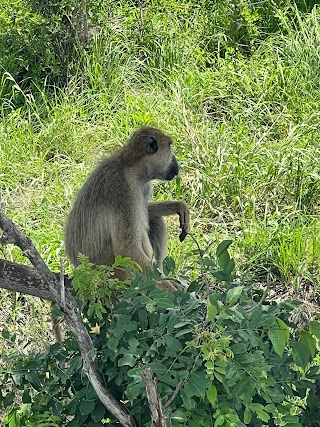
[124, 127, 181, 181]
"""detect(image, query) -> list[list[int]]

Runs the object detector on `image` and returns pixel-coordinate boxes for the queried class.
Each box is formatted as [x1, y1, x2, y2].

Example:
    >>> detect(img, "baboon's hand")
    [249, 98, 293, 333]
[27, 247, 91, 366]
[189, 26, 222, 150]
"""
[178, 203, 189, 242]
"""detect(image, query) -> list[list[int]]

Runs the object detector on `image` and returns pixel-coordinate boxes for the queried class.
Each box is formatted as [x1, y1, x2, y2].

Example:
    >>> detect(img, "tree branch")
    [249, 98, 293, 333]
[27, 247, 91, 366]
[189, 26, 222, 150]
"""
[0, 258, 72, 301]
[0, 209, 136, 427]
[163, 379, 184, 410]
[141, 368, 166, 427]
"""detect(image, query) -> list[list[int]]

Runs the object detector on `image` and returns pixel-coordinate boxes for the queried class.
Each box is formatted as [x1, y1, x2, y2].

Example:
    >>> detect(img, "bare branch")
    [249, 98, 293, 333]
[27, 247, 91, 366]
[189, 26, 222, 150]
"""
[141, 368, 166, 427]
[0, 209, 136, 427]
[0, 211, 59, 295]
[163, 379, 184, 410]
[0, 258, 71, 301]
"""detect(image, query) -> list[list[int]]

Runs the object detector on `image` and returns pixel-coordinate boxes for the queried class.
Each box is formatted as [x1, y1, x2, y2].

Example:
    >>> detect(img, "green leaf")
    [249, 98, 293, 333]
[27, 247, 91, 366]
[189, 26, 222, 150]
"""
[153, 296, 175, 309]
[108, 336, 119, 352]
[214, 415, 225, 427]
[181, 389, 196, 410]
[164, 336, 182, 352]
[209, 293, 220, 307]
[277, 318, 289, 335]
[3, 392, 14, 406]
[138, 309, 148, 329]
[233, 377, 255, 400]
[207, 384, 217, 405]
[244, 408, 252, 424]
[159, 374, 176, 386]
[309, 321, 320, 340]
[175, 328, 193, 337]
[216, 240, 233, 257]
[224, 258, 235, 275]
[187, 281, 202, 292]
[268, 320, 289, 357]
[2, 328, 10, 339]
[126, 380, 144, 401]
[226, 286, 243, 305]
[300, 331, 316, 358]
[230, 343, 248, 354]
[291, 341, 310, 369]
[206, 302, 217, 322]
[190, 371, 210, 388]
[128, 338, 139, 353]
[171, 411, 187, 421]
[25, 372, 42, 389]
[118, 354, 136, 367]
[91, 401, 106, 422]
[69, 356, 83, 372]
[250, 403, 268, 412]
[163, 257, 175, 275]
[282, 414, 303, 424]
[210, 270, 229, 282]
[79, 399, 96, 416]
[185, 371, 210, 397]
[12, 374, 23, 386]
[22, 390, 31, 404]
[217, 248, 230, 270]
[147, 362, 167, 375]
[256, 410, 270, 422]
[174, 320, 193, 328]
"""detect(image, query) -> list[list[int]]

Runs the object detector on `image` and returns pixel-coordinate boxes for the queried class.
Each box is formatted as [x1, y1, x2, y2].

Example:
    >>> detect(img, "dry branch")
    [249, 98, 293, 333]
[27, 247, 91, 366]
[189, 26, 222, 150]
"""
[0, 209, 136, 427]
[141, 368, 166, 427]
[0, 258, 62, 301]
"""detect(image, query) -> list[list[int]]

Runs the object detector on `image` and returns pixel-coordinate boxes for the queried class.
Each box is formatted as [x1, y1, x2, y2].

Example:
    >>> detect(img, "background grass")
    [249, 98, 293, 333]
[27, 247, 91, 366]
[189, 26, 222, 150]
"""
[1, 1, 320, 345]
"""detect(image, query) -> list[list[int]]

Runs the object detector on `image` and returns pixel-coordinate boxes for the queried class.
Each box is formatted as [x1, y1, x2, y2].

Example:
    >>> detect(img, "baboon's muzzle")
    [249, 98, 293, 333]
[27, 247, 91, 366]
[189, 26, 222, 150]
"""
[165, 156, 181, 180]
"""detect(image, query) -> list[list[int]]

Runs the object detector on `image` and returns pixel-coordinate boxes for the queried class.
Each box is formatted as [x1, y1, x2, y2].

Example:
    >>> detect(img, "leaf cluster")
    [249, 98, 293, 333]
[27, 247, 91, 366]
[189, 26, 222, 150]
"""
[1, 242, 320, 426]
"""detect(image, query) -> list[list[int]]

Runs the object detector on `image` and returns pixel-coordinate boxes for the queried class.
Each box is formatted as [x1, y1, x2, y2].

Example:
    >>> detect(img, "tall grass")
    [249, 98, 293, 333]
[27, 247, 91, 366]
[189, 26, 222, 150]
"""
[1, 4, 320, 293]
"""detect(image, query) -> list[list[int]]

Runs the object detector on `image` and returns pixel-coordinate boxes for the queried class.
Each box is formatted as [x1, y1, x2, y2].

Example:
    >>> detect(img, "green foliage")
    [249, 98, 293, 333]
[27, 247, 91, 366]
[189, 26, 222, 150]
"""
[0, 0, 91, 92]
[71, 255, 140, 318]
[2, 1, 320, 285]
[1, 243, 320, 426]
[2, 2, 320, 424]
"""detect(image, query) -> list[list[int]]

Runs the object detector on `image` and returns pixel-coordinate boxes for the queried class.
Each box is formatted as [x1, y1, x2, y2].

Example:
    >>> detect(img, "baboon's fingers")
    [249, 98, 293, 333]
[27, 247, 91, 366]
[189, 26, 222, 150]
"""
[179, 229, 187, 242]
[178, 207, 189, 242]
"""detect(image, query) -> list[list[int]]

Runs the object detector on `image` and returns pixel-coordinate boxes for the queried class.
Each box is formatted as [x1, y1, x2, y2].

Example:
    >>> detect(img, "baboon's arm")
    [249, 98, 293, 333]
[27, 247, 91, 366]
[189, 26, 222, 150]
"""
[148, 201, 189, 241]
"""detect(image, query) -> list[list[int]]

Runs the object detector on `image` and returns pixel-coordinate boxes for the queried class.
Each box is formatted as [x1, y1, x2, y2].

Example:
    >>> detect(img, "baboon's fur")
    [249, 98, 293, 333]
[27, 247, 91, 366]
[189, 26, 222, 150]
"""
[65, 126, 189, 279]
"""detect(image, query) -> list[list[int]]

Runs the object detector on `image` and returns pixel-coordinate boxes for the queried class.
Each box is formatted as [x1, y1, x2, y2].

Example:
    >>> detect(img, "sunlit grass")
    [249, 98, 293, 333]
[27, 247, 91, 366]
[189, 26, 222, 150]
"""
[1, 5, 320, 296]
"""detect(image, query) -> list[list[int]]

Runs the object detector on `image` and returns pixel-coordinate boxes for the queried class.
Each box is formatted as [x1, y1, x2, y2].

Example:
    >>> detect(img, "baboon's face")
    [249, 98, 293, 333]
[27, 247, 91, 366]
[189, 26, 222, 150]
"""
[128, 127, 182, 181]
[162, 154, 181, 181]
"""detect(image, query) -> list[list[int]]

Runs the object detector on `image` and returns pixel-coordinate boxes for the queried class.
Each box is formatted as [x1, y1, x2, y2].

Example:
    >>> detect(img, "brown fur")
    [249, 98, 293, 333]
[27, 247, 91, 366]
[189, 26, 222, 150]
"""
[65, 126, 189, 280]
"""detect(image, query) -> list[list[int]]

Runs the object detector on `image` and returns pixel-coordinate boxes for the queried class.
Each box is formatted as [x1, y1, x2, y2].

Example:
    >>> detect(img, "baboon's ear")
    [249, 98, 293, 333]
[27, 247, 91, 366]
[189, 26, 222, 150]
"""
[146, 136, 158, 154]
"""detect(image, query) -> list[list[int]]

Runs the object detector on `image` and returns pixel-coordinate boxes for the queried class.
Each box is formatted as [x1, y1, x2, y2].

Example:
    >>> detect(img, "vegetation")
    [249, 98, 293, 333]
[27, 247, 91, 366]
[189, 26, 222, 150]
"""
[1, 0, 320, 426]
[2, 246, 320, 427]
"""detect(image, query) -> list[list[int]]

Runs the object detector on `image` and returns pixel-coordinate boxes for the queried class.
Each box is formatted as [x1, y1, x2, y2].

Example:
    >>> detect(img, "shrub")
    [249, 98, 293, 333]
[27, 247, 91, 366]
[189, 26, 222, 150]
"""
[1, 242, 320, 426]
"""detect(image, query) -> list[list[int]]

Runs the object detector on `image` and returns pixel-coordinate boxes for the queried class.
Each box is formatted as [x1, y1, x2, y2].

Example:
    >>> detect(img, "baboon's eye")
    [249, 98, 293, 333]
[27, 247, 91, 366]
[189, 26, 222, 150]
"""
[146, 136, 158, 154]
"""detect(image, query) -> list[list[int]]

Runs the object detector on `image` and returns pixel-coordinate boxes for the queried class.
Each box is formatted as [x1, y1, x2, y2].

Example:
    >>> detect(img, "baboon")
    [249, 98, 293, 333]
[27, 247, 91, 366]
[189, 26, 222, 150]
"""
[65, 126, 189, 283]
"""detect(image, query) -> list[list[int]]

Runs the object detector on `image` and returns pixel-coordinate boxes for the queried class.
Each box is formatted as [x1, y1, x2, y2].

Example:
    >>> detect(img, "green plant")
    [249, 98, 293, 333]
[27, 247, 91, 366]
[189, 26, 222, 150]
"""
[1, 242, 320, 426]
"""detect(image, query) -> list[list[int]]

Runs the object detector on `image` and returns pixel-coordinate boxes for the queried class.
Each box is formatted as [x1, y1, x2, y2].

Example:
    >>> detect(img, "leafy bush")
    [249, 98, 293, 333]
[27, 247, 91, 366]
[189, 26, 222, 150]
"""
[0, 0, 97, 96]
[1, 242, 320, 426]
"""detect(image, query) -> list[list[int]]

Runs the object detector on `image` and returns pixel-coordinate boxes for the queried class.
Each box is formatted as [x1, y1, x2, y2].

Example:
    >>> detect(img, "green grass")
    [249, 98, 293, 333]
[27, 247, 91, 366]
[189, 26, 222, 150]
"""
[1, 3, 320, 298]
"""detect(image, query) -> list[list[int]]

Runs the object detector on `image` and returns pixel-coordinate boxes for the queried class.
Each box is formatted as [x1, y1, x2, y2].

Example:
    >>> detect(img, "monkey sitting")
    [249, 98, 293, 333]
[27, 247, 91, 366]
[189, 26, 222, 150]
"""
[65, 127, 189, 288]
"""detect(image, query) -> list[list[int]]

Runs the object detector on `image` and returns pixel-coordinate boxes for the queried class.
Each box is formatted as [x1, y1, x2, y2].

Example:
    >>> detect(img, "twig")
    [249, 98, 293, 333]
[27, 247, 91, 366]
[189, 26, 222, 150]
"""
[163, 379, 184, 410]
[188, 232, 210, 294]
[246, 274, 271, 313]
